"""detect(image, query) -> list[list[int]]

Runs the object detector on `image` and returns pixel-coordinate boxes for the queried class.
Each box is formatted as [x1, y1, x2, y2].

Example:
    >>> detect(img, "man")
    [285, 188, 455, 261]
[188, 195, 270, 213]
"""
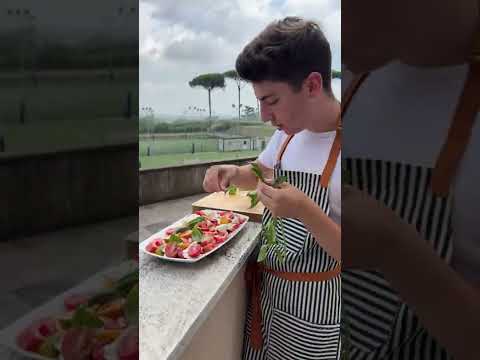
[342, 0, 480, 359]
[203, 17, 342, 359]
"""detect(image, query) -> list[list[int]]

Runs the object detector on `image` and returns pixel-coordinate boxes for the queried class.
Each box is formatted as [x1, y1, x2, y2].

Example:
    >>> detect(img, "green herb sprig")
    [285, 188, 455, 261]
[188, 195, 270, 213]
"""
[249, 162, 288, 263]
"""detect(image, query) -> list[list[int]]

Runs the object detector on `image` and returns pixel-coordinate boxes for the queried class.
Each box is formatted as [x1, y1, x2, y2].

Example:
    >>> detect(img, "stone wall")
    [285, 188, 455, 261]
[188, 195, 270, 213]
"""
[0, 144, 138, 240]
[139, 157, 256, 205]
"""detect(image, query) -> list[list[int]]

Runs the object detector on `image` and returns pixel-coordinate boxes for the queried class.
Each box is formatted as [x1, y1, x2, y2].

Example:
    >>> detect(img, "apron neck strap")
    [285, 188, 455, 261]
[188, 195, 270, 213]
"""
[273, 111, 342, 188]
[275, 134, 295, 168]
[319, 114, 342, 187]
[431, 61, 480, 195]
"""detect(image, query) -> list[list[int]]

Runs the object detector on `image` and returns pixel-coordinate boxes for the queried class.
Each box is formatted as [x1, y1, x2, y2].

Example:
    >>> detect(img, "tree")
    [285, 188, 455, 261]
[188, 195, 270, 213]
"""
[332, 69, 341, 79]
[224, 70, 246, 121]
[189, 73, 225, 118]
[243, 105, 256, 118]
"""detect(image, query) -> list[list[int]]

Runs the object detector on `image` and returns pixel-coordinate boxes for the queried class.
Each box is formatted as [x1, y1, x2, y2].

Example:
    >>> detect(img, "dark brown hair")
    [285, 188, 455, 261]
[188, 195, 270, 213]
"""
[235, 16, 333, 93]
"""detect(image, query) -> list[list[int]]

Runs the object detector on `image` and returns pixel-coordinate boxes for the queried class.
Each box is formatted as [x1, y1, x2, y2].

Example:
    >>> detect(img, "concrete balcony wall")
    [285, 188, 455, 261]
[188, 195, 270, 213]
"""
[0, 144, 138, 240]
[139, 156, 256, 205]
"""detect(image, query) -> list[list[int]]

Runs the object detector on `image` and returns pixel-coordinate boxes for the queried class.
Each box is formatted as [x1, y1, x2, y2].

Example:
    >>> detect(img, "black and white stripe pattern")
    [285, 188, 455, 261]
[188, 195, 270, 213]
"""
[342, 158, 453, 359]
[243, 168, 341, 360]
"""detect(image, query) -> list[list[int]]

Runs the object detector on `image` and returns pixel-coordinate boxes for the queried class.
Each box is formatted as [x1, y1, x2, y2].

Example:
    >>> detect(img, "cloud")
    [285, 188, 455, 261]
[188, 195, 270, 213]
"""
[140, 0, 340, 116]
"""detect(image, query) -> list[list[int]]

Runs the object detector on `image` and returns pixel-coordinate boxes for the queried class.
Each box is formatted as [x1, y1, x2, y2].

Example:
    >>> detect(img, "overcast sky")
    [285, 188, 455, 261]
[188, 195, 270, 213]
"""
[140, 0, 340, 117]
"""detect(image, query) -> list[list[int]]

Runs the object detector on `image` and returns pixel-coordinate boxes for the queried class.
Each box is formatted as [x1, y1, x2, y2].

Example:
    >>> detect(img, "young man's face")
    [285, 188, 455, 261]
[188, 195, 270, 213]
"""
[253, 80, 310, 135]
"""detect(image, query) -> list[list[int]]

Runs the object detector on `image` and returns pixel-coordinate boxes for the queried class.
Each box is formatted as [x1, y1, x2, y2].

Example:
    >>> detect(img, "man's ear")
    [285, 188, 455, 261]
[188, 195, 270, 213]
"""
[305, 72, 323, 96]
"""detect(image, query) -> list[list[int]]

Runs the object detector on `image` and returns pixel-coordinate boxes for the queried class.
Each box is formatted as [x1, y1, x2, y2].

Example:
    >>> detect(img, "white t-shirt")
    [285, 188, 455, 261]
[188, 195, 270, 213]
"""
[257, 129, 341, 225]
[343, 61, 480, 284]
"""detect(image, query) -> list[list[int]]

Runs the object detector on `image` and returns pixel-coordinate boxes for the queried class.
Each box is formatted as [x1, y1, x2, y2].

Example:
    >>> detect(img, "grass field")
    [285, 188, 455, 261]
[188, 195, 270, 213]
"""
[139, 138, 218, 156]
[139, 150, 260, 169]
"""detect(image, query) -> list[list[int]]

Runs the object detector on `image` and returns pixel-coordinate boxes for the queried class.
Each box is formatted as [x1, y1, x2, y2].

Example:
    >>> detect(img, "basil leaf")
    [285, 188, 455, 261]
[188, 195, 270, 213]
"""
[70, 305, 103, 329]
[187, 216, 205, 229]
[250, 163, 265, 182]
[247, 191, 259, 209]
[274, 247, 286, 263]
[225, 185, 238, 195]
[167, 234, 182, 244]
[271, 175, 288, 188]
[191, 226, 203, 242]
[257, 244, 269, 263]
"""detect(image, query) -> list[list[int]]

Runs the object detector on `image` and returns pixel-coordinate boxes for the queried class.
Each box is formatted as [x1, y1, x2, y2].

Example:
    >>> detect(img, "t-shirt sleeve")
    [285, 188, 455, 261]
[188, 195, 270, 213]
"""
[257, 130, 285, 169]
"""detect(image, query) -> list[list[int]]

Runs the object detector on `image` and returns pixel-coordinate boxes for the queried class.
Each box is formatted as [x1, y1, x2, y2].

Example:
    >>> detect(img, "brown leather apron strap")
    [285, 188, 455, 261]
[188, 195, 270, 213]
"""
[431, 61, 480, 196]
[275, 134, 295, 165]
[342, 72, 370, 117]
[320, 117, 341, 187]
[245, 261, 341, 351]
[262, 263, 341, 282]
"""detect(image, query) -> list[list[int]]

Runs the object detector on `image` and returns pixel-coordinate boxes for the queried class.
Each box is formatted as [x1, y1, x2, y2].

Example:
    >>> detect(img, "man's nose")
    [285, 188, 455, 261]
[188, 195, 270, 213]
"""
[260, 103, 272, 123]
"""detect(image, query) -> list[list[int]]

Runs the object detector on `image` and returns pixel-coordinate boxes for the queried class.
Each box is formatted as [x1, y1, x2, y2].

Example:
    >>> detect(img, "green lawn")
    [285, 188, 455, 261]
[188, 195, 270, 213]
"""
[139, 138, 218, 156]
[139, 150, 260, 169]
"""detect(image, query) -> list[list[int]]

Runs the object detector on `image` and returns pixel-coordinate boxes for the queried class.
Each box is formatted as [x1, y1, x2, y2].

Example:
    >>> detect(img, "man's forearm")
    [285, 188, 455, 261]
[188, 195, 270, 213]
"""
[381, 224, 480, 359]
[299, 198, 341, 261]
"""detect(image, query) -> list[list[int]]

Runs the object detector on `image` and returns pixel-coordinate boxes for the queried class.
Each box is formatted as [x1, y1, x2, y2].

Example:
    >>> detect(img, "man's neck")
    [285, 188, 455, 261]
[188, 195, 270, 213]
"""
[307, 97, 341, 133]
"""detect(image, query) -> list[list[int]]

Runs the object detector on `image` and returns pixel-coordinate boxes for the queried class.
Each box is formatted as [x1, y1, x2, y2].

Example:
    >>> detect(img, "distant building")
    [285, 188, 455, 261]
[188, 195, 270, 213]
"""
[217, 136, 270, 152]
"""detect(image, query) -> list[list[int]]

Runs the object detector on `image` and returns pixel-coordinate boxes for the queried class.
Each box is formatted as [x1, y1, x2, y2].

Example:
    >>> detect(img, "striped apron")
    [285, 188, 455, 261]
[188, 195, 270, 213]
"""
[243, 128, 342, 360]
[342, 58, 480, 359]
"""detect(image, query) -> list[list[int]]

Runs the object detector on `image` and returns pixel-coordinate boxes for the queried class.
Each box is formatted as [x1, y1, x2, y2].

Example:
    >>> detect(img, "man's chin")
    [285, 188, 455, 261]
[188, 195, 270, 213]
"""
[281, 127, 301, 135]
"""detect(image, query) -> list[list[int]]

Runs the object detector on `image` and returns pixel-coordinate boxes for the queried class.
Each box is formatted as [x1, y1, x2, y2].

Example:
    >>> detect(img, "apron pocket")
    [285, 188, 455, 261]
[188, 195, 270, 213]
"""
[268, 308, 340, 360]
[276, 217, 309, 254]
[342, 270, 400, 353]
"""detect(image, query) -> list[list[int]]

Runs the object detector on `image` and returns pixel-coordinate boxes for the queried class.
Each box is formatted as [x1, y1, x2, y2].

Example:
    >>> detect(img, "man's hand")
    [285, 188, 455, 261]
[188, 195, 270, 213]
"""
[256, 180, 311, 218]
[342, 184, 417, 269]
[203, 165, 239, 193]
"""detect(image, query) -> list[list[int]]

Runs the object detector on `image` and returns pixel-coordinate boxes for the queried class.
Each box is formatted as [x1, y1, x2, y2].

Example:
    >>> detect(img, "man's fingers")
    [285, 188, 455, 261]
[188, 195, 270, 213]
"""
[257, 181, 275, 199]
[203, 167, 222, 192]
[257, 189, 274, 209]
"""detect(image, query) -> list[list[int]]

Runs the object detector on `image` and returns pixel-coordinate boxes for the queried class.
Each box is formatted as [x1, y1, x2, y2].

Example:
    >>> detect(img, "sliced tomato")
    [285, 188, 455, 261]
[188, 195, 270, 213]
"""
[216, 230, 228, 238]
[165, 228, 175, 235]
[231, 223, 241, 231]
[16, 326, 43, 352]
[213, 234, 228, 243]
[61, 328, 95, 360]
[177, 248, 186, 258]
[153, 239, 164, 247]
[187, 243, 202, 258]
[102, 316, 127, 330]
[91, 344, 106, 360]
[164, 244, 178, 258]
[37, 318, 58, 337]
[195, 210, 204, 216]
[146, 243, 157, 253]
[118, 327, 139, 360]
[202, 243, 215, 253]
[64, 295, 90, 312]
[197, 223, 210, 231]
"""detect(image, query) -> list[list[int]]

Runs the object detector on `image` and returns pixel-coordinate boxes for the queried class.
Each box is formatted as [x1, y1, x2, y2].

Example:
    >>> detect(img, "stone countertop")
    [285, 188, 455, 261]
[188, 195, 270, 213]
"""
[139, 221, 262, 360]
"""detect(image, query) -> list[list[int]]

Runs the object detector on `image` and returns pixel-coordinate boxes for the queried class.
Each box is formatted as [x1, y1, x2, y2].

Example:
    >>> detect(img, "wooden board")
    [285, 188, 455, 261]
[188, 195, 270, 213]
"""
[192, 191, 264, 222]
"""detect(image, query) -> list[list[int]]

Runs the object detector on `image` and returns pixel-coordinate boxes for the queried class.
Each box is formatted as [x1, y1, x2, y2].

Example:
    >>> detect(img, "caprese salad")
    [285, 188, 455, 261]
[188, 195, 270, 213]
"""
[15, 269, 139, 360]
[145, 210, 247, 259]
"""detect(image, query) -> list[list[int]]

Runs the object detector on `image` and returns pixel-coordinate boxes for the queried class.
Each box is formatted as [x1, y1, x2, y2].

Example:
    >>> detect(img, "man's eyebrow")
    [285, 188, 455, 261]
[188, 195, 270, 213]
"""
[258, 94, 275, 101]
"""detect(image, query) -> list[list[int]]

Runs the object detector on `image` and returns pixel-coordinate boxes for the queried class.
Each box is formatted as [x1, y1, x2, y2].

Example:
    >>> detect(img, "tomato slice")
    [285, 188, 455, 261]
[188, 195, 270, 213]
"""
[164, 244, 178, 258]
[146, 243, 157, 253]
[187, 244, 202, 258]
[64, 294, 90, 312]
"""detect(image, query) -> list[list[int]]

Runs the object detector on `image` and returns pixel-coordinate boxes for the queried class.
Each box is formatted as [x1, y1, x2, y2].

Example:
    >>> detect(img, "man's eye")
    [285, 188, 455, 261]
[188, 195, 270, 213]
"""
[267, 99, 279, 106]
